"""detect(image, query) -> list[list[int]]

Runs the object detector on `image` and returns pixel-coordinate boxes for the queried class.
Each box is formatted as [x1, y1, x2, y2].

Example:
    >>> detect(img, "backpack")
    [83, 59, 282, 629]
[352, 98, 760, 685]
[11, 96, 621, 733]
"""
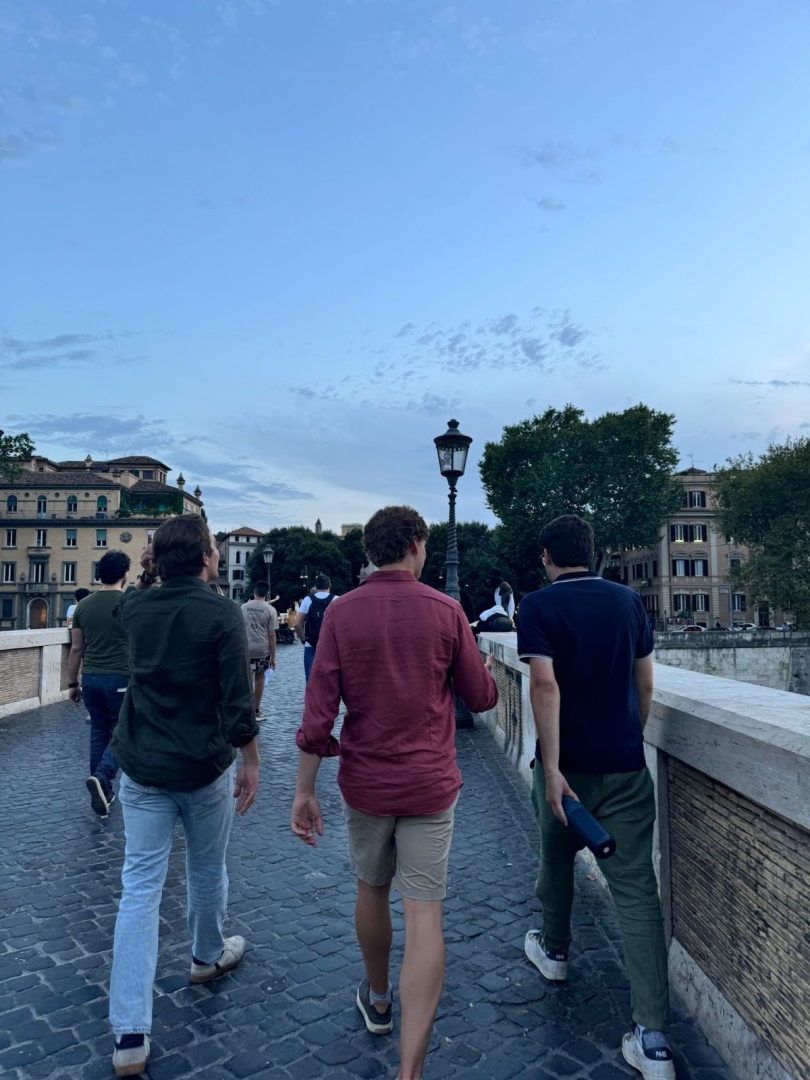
[305, 594, 335, 647]
[477, 611, 514, 635]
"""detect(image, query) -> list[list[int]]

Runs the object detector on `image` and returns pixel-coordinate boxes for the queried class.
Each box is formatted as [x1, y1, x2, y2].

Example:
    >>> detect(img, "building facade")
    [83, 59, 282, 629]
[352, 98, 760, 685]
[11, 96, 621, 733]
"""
[0, 455, 203, 630]
[618, 468, 773, 628]
[217, 527, 264, 601]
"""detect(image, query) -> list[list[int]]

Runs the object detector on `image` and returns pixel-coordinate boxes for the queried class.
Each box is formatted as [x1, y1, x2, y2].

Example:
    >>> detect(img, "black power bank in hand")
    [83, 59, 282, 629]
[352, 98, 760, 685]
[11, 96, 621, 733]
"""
[561, 796, 616, 860]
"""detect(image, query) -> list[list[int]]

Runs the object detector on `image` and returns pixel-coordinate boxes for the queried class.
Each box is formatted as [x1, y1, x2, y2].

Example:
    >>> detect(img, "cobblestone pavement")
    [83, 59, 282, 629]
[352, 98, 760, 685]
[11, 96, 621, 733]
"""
[0, 645, 735, 1080]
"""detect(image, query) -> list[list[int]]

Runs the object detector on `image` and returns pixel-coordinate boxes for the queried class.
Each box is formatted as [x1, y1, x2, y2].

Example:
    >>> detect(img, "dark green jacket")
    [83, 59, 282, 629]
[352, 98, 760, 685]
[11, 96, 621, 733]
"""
[110, 576, 258, 791]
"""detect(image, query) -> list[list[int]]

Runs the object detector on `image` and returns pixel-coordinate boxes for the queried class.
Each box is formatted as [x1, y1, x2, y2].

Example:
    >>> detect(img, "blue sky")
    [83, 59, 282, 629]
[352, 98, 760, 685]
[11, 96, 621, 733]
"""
[2, 0, 809, 532]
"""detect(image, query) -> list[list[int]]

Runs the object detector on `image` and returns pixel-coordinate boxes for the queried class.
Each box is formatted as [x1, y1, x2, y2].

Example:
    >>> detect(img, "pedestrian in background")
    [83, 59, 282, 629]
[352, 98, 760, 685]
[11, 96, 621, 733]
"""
[516, 514, 673, 1080]
[66, 587, 90, 628]
[295, 573, 335, 683]
[241, 580, 278, 720]
[66, 551, 131, 818]
[292, 505, 498, 1080]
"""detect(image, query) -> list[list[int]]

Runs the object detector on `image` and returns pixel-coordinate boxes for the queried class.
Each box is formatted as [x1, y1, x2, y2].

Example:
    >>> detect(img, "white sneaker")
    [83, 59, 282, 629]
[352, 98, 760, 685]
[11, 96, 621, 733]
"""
[112, 1036, 150, 1076]
[524, 929, 568, 981]
[622, 1026, 676, 1079]
[190, 936, 247, 984]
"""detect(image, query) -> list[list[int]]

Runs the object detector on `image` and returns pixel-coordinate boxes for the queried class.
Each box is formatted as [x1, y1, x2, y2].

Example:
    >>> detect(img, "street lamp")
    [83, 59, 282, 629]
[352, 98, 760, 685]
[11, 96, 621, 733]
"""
[434, 419, 473, 603]
[262, 545, 274, 595]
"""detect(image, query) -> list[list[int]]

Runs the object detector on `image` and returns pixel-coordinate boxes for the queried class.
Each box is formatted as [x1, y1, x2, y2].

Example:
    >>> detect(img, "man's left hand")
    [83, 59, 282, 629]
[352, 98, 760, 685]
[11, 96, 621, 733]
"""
[68, 687, 82, 705]
[233, 764, 259, 815]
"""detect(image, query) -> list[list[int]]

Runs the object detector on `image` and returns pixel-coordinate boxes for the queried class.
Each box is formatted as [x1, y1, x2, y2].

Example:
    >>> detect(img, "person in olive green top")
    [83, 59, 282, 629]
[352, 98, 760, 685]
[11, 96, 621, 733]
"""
[107, 515, 260, 1079]
[67, 550, 131, 818]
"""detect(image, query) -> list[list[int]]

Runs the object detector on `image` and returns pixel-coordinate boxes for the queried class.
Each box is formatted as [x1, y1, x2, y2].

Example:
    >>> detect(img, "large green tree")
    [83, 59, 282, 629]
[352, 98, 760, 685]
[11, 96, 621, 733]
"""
[713, 438, 810, 626]
[245, 526, 353, 608]
[421, 521, 512, 613]
[0, 430, 35, 482]
[480, 404, 681, 576]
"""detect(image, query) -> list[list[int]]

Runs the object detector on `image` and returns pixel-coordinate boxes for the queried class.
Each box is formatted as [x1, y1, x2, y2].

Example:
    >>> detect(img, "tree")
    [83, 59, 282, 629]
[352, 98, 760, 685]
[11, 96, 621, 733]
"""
[480, 404, 681, 577]
[0, 430, 35, 482]
[244, 526, 353, 608]
[421, 522, 512, 613]
[713, 438, 810, 626]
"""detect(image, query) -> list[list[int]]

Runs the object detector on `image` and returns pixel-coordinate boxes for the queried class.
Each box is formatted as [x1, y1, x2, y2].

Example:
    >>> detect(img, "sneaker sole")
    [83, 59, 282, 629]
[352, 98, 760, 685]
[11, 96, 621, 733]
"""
[622, 1035, 676, 1080]
[356, 988, 393, 1035]
[113, 1038, 150, 1076]
[524, 937, 568, 982]
[86, 776, 110, 817]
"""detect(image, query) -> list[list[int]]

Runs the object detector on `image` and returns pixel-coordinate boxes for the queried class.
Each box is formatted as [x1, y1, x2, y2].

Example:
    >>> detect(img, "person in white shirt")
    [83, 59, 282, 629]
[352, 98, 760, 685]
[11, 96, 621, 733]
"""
[66, 588, 91, 628]
[486, 568, 516, 619]
[295, 574, 336, 683]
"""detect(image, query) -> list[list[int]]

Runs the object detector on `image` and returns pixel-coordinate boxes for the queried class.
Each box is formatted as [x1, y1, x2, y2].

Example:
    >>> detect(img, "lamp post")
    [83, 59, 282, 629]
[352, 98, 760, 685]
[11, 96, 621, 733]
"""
[262, 544, 274, 596]
[434, 419, 474, 729]
[433, 419, 473, 603]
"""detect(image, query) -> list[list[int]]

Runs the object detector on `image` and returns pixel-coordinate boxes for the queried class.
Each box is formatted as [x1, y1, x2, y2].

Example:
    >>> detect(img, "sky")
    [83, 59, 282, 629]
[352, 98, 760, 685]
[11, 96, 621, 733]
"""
[2, 0, 809, 533]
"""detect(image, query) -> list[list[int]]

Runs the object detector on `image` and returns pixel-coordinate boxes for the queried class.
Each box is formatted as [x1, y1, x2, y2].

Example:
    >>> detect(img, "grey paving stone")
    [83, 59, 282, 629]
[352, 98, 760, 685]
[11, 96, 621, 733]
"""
[0, 646, 737, 1079]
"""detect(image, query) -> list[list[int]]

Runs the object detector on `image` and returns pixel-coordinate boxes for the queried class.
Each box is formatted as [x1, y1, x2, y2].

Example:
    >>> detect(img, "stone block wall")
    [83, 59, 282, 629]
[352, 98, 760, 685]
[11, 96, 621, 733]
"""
[0, 648, 39, 707]
[0, 629, 71, 717]
[655, 632, 810, 696]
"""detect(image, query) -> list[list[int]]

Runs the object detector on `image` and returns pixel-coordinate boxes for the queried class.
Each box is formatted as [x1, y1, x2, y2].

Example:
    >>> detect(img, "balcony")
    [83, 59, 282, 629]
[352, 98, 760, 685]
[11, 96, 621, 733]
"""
[28, 546, 51, 554]
[22, 581, 57, 592]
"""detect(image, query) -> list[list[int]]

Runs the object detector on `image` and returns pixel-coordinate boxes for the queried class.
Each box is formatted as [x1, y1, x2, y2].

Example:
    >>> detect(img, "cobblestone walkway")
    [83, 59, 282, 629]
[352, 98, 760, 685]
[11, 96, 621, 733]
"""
[0, 645, 735, 1080]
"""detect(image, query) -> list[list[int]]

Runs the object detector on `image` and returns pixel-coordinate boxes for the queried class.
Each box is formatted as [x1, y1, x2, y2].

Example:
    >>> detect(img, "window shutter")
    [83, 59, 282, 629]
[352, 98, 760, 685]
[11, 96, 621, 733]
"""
[670, 525, 675, 542]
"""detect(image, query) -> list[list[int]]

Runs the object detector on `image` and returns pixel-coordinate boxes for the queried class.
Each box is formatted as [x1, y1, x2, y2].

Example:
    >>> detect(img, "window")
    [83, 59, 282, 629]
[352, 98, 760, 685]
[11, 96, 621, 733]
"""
[689, 490, 707, 508]
[622, 566, 628, 583]
[232, 568, 245, 581]
[4, 529, 16, 547]
[33, 562, 47, 584]
[2, 562, 15, 583]
[670, 524, 687, 543]
[67, 495, 78, 513]
[130, 469, 140, 477]
[691, 559, 709, 577]
[97, 495, 108, 513]
[1, 598, 12, 619]
[96, 529, 107, 548]
[729, 557, 741, 571]
[642, 594, 659, 614]
[36, 529, 48, 547]
[92, 562, 101, 584]
[672, 593, 692, 613]
[233, 586, 244, 599]
[652, 560, 658, 578]
[693, 594, 710, 612]
[632, 564, 648, 581]
[143, 470, 154, 479]
[37, 495, 47, 515]
[235, 551, 241, 564]
[65, 529, 77, 548]
[672, 559, 689, 577]
[692, 524, 708, 543]
[732, 594, 746, 612]
[6, 495, 17, 513]
[63, 562, 77, 584]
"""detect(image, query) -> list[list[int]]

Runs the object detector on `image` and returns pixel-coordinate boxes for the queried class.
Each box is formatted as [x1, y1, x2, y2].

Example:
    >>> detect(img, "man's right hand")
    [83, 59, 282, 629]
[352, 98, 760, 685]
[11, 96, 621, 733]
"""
[140, 545, 157, 578]
[291, 793, 324, 847]
[544, 768, 579, 826]
[68, 687, 82, 705]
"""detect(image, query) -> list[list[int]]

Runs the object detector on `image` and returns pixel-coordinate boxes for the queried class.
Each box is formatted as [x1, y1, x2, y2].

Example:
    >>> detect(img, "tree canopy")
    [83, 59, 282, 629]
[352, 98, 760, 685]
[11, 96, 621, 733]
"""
[479, 404, 681, 576]
[713, 438, 810, 625]
[0, 430, 35, 482]
[421, 521, 511, 615]
[244, 526, 354, 607]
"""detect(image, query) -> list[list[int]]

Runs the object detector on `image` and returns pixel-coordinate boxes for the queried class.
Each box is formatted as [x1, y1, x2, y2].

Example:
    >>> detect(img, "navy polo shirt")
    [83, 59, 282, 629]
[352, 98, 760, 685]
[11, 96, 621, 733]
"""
[516, 571, 654, 774]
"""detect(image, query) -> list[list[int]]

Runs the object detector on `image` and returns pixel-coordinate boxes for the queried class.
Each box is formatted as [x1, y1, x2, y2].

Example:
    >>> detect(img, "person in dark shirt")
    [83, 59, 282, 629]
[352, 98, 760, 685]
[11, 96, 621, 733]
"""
[107, 515, 260, 1078]
[516, 515, 673, 1080]
[67, 550, 131, 817]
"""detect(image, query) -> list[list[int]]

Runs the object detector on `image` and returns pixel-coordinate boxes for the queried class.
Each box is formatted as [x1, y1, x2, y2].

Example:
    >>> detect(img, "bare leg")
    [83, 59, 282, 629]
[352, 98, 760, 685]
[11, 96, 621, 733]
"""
[253, 670, 265, 714]
[355, 880, 392, 1011]
[398, 898, 444, 1080]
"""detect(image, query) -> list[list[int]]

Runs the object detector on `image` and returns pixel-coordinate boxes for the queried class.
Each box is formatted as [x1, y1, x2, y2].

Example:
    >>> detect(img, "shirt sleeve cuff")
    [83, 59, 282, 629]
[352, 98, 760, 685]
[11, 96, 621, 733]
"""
[518, 653, 554, 663]
[295, 728, 341, 758]
[635, 649, 655, 660]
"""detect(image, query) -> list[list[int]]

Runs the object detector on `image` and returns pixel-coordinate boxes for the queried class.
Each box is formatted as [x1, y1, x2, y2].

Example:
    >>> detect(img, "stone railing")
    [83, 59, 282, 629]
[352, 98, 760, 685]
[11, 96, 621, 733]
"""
[0, 629, 71, 719]
[476, 631, 809, 1080]
[654, 630, 810, 696]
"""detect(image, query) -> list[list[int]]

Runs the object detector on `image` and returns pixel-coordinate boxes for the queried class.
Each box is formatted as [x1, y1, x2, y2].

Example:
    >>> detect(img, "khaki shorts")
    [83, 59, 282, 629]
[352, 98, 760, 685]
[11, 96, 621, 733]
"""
[343, 796, 459, 901]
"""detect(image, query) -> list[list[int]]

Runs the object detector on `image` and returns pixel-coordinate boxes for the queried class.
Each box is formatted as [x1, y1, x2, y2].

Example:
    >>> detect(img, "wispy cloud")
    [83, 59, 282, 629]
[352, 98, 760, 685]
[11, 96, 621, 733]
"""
[536, 195, 567, 213]
[0, 129, 58, 164]
[731, 379, 810, 388]
[0, 331, 142, 371]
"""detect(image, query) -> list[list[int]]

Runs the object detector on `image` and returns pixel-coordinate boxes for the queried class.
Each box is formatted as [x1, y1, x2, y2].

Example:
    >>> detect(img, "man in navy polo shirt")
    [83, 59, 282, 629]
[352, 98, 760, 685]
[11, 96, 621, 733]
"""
[517, 515, 673, 1080]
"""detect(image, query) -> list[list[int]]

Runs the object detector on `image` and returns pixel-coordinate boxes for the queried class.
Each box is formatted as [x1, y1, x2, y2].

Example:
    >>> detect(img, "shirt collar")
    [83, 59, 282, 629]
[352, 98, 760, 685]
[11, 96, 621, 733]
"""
[361, 570, 418, 585]
[160, 575, 210, 589]
[552, 570, 599, 584]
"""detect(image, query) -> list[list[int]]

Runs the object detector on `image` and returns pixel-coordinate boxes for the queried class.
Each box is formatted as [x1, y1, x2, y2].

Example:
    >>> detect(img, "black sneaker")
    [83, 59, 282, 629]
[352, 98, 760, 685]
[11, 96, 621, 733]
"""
[86, 775, 110, 817]
[356, 977, 393, 1035]
[622, 1025, 675, 1079]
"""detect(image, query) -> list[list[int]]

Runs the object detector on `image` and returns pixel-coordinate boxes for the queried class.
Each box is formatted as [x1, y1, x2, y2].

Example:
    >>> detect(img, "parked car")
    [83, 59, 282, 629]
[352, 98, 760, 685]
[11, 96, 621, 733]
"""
[730, 622, 758, 632]
[673, 624, 706, 632]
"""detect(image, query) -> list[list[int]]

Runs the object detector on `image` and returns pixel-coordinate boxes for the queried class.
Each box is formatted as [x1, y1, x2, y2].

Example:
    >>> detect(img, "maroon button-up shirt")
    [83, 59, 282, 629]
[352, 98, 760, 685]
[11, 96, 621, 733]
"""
[295, 570, 499, 817]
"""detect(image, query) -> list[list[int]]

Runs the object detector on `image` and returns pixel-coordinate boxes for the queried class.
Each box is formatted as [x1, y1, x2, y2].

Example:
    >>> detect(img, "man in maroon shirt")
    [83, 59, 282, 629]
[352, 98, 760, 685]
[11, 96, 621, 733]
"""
[292, 505, 498, 1080]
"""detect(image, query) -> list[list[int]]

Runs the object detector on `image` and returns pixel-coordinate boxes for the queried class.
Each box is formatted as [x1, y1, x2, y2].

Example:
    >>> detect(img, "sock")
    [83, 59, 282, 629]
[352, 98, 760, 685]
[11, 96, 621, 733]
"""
[637, 1025, 670, 1051]
[115, 1034, 145, 1050]
[369, 982, 392, 1005]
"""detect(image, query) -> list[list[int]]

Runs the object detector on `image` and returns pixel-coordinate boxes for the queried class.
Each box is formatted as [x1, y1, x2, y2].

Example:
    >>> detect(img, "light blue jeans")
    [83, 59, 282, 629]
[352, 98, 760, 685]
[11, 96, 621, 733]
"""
[109, 766, 235, 1035]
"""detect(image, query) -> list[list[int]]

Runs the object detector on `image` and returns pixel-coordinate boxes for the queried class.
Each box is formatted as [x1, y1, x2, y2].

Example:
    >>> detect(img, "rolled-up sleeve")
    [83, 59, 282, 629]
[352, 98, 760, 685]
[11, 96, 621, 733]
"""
[450, 611, 499, 713]
[218, 609, 259, 748]
[295, 609, 341, 757]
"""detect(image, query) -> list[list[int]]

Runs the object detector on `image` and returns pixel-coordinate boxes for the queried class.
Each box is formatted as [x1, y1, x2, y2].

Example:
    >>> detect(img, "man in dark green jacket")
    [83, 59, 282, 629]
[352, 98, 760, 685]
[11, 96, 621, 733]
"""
[107, 515, 260, 1078]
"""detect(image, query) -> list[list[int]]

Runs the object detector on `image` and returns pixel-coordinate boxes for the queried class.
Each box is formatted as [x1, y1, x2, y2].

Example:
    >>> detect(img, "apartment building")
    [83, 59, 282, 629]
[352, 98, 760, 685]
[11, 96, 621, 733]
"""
[217, 527, 264, 600]
[0, 455, 203, 630]
[618, 468, 771, 628]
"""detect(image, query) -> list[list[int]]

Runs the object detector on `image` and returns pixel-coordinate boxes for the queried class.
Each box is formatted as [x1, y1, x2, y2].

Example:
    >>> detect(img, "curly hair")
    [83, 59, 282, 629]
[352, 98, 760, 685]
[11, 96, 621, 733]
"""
[363, 506, 428, 567]
[97, 550, 131, 584]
